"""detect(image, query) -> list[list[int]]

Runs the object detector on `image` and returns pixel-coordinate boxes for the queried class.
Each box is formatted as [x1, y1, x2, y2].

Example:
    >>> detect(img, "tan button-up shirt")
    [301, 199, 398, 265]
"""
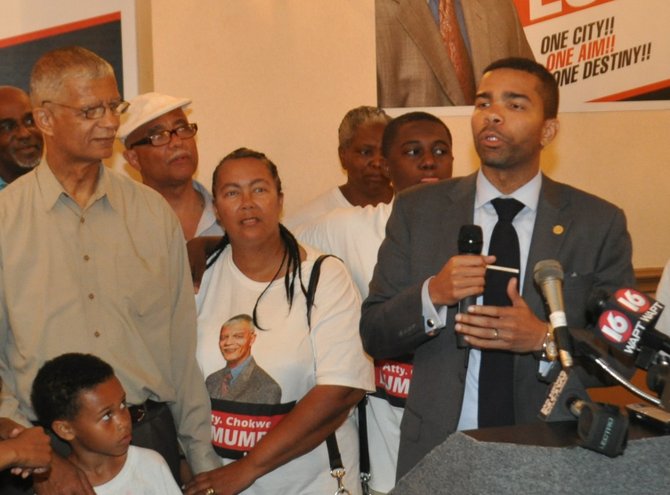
[0, 161, 219, 473]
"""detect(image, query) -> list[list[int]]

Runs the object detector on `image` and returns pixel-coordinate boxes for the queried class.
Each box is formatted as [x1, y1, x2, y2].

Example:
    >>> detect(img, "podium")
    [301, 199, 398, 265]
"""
[390, 422, 670, 494]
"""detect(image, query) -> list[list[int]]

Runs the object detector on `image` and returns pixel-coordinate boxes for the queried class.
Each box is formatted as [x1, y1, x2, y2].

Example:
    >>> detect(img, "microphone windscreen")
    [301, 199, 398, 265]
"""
[533, 259, 564, 285]
[576, 402, 629, 457]
[457, 225, 483, 255]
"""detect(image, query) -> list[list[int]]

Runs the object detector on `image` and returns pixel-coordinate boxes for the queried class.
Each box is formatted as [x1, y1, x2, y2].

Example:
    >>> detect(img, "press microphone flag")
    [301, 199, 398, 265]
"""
[588, 287, 667, 369]
[539, 368, 628, 457]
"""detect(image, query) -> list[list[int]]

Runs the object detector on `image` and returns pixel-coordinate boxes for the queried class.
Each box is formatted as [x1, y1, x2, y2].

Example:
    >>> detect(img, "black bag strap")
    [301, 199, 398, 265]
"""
[306, 254, 333, 328]
[325, 432, 345, 470]
[306, 254, 370, 493]
[306, 256, 340, 468]
[358, 398, 370, 477]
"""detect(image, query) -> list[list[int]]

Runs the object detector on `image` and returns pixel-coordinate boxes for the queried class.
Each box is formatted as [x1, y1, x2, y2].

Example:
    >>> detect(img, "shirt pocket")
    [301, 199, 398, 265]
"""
[115, 253, 171, 319]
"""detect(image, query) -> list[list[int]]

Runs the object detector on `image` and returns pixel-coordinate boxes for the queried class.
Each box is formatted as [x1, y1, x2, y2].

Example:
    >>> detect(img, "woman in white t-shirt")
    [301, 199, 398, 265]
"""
[185, 148, 374, 495]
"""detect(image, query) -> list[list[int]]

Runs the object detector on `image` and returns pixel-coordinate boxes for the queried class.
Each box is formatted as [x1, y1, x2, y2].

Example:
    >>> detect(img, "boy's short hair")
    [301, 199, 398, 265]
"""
[381, 111, 452, 158]
[31, 353, 115, 428]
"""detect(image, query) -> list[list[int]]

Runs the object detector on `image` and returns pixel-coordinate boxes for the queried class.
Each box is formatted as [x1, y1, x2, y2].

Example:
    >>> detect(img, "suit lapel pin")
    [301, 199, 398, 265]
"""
[553, 225, 564, 235]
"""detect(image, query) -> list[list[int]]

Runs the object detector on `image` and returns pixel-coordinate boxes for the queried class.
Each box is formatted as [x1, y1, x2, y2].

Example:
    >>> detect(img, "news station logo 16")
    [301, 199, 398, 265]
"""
[598, 288, 652, 346]
[613, 288, 651, 314]
[599, 309, 633, 345]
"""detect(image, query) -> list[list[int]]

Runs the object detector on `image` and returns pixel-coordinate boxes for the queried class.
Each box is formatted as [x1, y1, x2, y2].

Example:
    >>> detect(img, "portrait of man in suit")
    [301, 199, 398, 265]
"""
[376, 0, 534, 107]
[206, 314, 282, 404]
[361, 57, 634, 481]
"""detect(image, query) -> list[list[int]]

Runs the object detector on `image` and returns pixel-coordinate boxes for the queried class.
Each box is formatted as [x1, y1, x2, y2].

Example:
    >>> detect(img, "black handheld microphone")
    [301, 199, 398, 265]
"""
[534, 259, 574, 369]
[456, 225, 483, 348]
[588, 287, 668, 369]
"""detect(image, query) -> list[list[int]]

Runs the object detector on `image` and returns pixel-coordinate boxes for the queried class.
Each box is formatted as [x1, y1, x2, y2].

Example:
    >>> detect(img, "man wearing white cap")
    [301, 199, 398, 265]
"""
[118, 92, 222, 240]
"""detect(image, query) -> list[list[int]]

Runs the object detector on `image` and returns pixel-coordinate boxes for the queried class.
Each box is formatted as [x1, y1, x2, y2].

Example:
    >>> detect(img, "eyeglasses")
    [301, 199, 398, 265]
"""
[41, 100, 130, 120]
[129, 123, 198, 148]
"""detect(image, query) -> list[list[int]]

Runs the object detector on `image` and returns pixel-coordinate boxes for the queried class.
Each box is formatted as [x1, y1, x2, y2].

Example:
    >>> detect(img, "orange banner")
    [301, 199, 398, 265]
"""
[513, 0, 615, 27]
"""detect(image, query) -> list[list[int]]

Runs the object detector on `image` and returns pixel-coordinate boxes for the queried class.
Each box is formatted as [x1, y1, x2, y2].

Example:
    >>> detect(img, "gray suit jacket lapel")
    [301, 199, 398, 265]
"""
[524, 175, 571, 313]
[444, 172, 477, 231]
[432, 173, 477, 266]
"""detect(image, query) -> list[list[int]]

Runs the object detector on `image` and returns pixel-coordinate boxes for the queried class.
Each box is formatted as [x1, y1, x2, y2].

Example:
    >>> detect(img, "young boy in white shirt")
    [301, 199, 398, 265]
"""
[31, 353, 181, 494]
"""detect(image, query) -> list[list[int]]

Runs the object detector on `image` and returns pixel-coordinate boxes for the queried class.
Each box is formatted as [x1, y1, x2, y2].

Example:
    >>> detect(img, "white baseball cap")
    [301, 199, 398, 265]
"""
[117, 92, 191, 145]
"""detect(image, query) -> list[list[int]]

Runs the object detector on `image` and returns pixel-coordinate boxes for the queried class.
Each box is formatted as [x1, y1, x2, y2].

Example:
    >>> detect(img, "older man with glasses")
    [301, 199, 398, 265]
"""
[0, 47, 219, 494]
[118, 93, 223, 241]
[118, 95, 222, 484]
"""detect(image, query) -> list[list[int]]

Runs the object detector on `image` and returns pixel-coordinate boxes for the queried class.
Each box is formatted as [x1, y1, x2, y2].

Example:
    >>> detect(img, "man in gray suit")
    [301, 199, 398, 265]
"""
[206, 314, 282, 404]
[360, 57, 634, 480]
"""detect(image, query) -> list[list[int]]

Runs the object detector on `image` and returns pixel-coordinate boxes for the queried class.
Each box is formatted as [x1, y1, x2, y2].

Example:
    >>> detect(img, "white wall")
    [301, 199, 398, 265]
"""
[3, 1, 666, 266]
[148, 0, 378, 219]
[146, 0, 669, 268]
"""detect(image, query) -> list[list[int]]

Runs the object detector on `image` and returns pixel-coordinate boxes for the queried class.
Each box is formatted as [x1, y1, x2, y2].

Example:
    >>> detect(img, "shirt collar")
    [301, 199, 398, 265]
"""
[474, 169, 542, 212]
[192, 179, 222, 236]
[192, 179, 211, 199]
[230, 355, 253, 381]
[37, 160, 116, 211]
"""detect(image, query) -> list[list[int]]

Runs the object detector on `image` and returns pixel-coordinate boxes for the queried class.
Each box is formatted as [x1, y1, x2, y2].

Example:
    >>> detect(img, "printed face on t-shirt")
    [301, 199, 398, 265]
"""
[219, 319, 256, 368]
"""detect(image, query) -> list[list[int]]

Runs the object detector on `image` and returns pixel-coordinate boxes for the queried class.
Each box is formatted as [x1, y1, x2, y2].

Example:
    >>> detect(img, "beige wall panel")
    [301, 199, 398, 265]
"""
[150, 0, 376, 217]
[147, 1, 668, 268]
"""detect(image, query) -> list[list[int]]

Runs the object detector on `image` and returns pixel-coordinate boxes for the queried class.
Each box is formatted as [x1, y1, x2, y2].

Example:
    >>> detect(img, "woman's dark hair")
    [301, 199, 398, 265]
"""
[212, 147, 282, 197]
[208, 148, 306, 330]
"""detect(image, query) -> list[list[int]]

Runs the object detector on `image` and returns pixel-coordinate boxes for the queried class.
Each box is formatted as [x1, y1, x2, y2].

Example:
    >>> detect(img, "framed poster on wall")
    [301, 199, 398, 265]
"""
[0, 0, 138, 98]
[375, 0, 669, 112]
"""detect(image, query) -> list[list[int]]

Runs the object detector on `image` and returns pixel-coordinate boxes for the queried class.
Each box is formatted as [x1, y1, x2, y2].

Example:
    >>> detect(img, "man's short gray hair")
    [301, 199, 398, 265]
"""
[30, 46, 115, 106]
[222, 314, 255, 331]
